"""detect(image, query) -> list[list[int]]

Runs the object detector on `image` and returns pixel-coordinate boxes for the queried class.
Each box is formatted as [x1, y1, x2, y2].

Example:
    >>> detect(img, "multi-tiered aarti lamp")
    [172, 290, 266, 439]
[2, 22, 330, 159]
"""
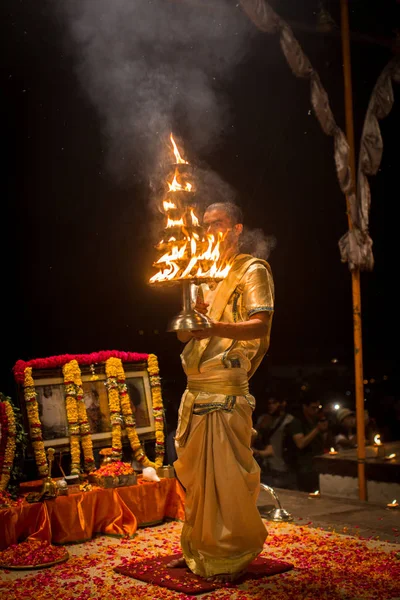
[149, 134, 232, 331]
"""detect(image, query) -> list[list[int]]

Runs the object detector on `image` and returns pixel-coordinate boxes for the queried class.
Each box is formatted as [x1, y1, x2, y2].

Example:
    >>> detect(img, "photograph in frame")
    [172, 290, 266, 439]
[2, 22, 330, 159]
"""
[25, 369, 155, 448]
[36, 383, 69, 441]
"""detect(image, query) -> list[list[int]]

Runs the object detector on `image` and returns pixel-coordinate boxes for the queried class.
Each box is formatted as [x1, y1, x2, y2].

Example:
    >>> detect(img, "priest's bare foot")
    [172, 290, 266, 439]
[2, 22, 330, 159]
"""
[167, 556, 187, 568]
[206, 570, 245, 583]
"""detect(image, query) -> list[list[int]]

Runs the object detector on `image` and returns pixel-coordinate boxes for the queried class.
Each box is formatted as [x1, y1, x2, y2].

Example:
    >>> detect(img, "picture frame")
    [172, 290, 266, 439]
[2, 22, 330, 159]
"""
[19, 363, 155, 450]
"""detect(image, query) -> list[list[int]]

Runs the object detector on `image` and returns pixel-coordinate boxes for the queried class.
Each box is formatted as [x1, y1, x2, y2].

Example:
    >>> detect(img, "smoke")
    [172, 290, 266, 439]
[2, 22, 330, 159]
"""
[59, 0, 277, 260]
[59, 0, 253, 182]
[239, 228, 277, 260]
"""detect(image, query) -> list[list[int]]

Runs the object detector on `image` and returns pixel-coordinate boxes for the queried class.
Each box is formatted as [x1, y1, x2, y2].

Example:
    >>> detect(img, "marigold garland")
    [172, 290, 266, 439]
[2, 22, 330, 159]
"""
[18, 352, 163, 478]
[62, 360, 95, 474]
[23, 367, 48, 477]
[104, 354, 165, 469]
[146, 354, 165, 469]
[0, 403, 8, 481]
[0, 398, 17, 490]
[105, 358, 123, 461]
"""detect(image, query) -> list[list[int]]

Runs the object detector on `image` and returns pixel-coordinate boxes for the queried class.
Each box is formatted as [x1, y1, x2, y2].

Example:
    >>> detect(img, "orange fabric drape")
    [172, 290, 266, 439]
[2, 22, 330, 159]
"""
[0, 478, 185, 550]
[0, 502, 51, 549]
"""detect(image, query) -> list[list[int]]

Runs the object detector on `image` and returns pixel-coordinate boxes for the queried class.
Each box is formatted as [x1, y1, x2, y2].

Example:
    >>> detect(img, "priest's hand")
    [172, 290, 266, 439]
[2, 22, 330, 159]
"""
[191, 321, 217, 339]
[194, 299, 209, 315]
[191, 314, 269, 341]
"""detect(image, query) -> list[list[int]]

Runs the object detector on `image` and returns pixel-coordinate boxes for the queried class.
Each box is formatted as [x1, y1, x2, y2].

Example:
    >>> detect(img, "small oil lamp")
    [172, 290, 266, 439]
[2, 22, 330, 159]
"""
[384, 453, 396, 461]
[373, 434, 385, 458]
[308, 490, 321, 498]
[41, 447, 57, 499]
[386, 499, 399, 510]
[329, 447, 338, 455]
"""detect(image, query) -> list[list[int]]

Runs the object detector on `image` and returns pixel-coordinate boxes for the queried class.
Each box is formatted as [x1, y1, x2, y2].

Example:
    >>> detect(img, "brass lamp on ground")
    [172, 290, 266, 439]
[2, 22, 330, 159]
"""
[259, 483, 293, 522]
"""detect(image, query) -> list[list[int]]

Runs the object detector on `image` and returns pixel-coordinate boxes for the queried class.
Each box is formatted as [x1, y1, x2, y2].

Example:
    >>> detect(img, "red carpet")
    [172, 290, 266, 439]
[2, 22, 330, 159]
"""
[114, 553, 294, 594]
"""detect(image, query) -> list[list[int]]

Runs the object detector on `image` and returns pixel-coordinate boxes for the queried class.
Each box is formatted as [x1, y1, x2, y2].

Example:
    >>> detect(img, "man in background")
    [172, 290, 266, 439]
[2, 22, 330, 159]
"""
[287, 395, 329, 492]
[252, 395, 297, 489]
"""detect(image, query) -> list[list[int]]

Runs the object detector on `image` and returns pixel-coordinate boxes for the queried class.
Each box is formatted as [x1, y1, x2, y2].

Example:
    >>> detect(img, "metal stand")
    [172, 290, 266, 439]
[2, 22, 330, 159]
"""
[259, 483, 293, 522]
[167, 280, 211, 332]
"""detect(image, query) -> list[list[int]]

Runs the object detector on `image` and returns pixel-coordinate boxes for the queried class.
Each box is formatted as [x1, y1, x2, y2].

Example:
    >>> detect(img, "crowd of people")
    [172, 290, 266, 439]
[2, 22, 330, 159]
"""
[251, 392, 377, 493]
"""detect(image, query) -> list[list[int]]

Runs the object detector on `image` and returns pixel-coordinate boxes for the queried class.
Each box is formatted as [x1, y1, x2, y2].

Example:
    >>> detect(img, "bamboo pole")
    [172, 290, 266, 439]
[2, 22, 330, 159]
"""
[340, 0, 367, 501]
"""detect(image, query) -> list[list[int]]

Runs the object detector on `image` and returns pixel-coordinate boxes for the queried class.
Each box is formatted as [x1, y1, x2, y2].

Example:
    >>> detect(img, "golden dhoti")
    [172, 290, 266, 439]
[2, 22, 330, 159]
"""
[174, 369, 268, 578]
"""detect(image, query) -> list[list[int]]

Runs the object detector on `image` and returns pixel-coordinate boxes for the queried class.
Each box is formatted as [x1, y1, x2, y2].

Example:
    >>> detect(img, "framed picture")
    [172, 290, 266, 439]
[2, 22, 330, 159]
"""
[22, 367, 155, 448]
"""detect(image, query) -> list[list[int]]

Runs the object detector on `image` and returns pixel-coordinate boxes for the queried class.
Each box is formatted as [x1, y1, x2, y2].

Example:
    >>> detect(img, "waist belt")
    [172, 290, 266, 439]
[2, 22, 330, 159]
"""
[175, 369, 249, 447]
[187, 369, 249, 396]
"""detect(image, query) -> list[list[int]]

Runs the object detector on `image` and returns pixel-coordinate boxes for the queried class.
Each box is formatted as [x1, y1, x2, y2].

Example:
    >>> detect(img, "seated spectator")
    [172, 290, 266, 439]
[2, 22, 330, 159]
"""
[334, 408, 357, 450]
[334, 407, 377, 449]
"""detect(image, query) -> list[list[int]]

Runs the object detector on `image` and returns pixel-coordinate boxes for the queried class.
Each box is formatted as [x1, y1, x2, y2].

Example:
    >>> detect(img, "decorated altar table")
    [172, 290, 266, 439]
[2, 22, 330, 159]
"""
[0, 477, 185, 550]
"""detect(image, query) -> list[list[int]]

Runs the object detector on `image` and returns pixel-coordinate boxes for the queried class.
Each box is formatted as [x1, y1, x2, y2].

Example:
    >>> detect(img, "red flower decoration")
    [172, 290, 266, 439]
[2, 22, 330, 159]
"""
[13, 350, 149, 383]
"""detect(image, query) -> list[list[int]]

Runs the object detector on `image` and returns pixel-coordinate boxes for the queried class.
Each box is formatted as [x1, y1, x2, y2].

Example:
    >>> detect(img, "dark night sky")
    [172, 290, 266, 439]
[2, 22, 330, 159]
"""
[1, 0, 399, 403]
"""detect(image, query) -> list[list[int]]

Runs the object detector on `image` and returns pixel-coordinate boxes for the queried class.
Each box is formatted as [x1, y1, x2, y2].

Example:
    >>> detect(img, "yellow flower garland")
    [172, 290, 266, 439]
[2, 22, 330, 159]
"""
[104, 358, 123, 461]
[22, 354, 164, 477]
[23, 367, 48, 477]
[146, 354, 165, 469]
[0, 400, 17, 490]
[62, 360, 95, 473]
[104, 354, 165, 469]
[73, 366, 95, 472]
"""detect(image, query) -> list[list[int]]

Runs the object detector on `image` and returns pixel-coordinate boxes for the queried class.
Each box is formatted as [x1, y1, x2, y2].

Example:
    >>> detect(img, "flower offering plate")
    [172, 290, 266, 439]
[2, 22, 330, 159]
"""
[0, 540, 69, 570]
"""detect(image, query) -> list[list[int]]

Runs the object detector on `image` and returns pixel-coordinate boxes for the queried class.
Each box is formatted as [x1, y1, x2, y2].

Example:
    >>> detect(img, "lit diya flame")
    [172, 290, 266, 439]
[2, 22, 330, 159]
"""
[149, 134, 234, 284]
[166, 216, 184, 228]
[387, 499, 399, 508]
[170, 132, 188, 164]
[374, 434, 382, 446]
[168, 170, 193, 192]
[329, 447, 338, 455]
[384, 453, 396, 461]
[163, 200, 176, 211]
[309, 490, 320, 498]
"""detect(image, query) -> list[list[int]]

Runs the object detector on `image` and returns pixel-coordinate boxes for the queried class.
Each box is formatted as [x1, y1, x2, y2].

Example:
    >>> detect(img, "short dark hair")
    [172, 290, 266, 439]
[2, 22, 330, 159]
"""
[267, 395, 281, 403]
[301, 395, 320, 407]
[204, 202, 243, 226]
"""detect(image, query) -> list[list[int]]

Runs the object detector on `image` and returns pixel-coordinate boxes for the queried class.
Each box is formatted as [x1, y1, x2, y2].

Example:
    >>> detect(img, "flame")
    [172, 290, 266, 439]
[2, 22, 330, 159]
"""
[149, 134, 234, 284]
[190, 209, 199, 226]
[170, 133, 188, 164]
[156, 244, 187, 264]
[166, 217, 184, 228]
[149, 261, 179, 283]
[163, 200, 176, 211]
[167, 170, 192, 192]
[374, 434, 381, 445]
[386, 453, 396, 459]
